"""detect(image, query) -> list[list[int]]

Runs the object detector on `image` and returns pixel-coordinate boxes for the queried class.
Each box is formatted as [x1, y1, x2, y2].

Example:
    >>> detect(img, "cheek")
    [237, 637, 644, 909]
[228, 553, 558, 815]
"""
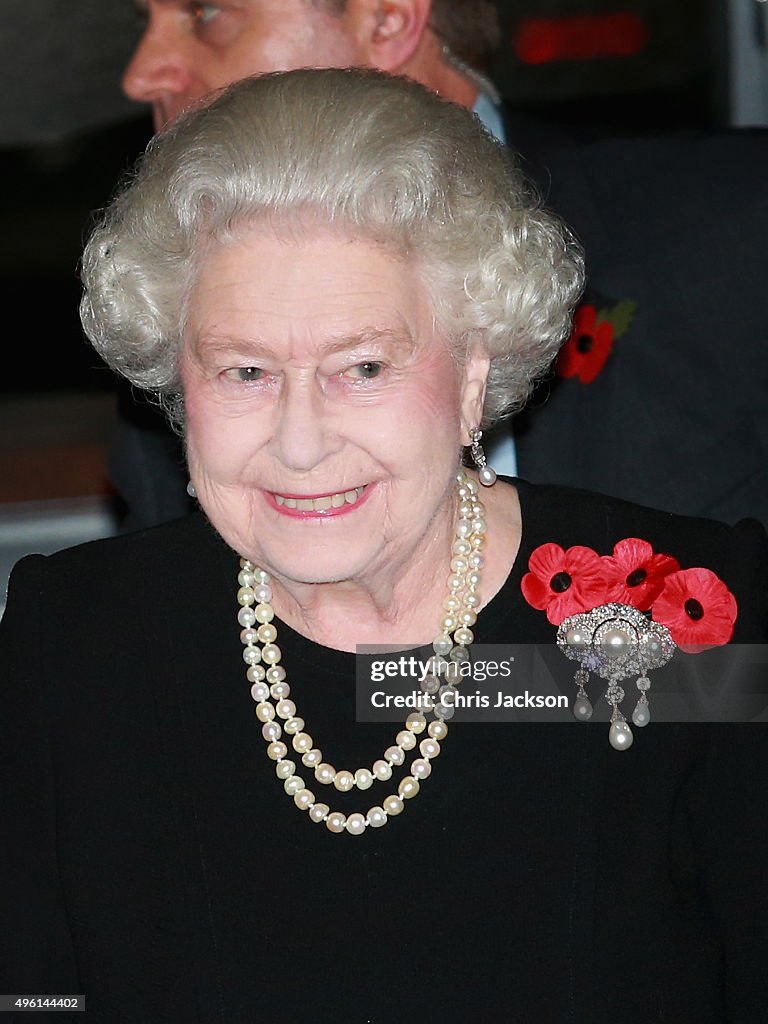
[182, 374, 266, 482]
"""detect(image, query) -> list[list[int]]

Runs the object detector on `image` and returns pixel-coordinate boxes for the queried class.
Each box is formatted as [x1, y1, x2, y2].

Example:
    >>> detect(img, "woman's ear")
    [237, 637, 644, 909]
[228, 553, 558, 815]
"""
[345, 0, 433, 73]
[459, 344, 491, 446]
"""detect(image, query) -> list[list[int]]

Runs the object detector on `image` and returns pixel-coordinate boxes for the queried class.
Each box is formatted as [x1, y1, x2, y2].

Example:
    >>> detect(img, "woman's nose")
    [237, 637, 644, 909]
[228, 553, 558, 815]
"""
[271, 379, 339, 475]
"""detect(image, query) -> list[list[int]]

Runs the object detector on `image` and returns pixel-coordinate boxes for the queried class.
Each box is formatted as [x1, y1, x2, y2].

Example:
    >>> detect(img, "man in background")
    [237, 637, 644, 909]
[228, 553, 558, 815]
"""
[113, 0, 767, 528]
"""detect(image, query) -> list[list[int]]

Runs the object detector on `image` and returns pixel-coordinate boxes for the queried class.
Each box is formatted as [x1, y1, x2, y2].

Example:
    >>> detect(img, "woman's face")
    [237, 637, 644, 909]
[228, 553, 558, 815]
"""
[182, 226, 488, 589]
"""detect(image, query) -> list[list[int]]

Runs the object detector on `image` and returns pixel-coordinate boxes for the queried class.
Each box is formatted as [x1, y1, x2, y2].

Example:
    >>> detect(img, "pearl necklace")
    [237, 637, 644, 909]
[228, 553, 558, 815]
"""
[236, 471, 487, 835]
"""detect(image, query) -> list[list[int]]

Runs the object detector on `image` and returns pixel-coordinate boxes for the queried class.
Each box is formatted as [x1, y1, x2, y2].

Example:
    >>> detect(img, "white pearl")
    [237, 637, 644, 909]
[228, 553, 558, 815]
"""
[454, 626, 473, 646]
[266, 666, 286, 684]
[479, 466, 497, 486]
[433, 634, 453, 655]
[250, 681, 269, 702]
[247, 665, 266, 684]
[396, 730, 416, 751]
[420, 675, 440, 695]
[283, 775, 305, 796]
[255, 702, 275, 722]
[275, 699, 296, 720]
[275, 760, 296, 780]
[601, 628, 631, 654]
[355, 768, 374, 790]
[261, 643, 282, 664]
[566, 628, 588, 647]
[429, 721, 448, 740]
[261, 721, 281, 742]
[294, 788, 315, 811]
[253, 584, 272, 604]
[309, 803, 329, 823]
[240, 628, 260, 646]
[315, 763, 336, 785]
[266, 741, 287, 760]
[406, 713, 427, 734]
[632, 703, 651, 727]
[367, 806, 387, 828]
[411, 758, 432, 780]
[420, 738, 440, 759]
[398, 776, 420, 800]
[257, 623, 277, 643]
[301, 748, 322, 767]
[373, 759, 392, 781]
[326, 812, 347, 834]
[270, 681, 290, 699]
[384, 745, 405, 766]
[573, 695, 593, 721]
[242, 647, 261, 666]
[238, 569, 256, 588]
[609, 720, 634, 750]
[237, 587, 256, 606]
[292, 732, 313, 753]
[238, 607, 257, 628]
[383, 795, 404, 816]
[254, 603, 274, 624]
[345, 813, 367, 835]
[284, 717, 305, 735]
[333, 770, 355, 792]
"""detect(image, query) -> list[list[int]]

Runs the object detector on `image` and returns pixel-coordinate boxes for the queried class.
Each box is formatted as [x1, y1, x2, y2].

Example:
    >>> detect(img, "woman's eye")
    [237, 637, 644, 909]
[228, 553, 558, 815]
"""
[344, 362, 384, 380]
[224, 367, 264, 383]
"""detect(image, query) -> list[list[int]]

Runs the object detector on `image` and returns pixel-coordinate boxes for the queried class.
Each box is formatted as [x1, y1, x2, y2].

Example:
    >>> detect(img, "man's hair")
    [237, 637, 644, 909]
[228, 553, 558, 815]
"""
[313, 0, 501, 71]
[80, 68, 583, 431]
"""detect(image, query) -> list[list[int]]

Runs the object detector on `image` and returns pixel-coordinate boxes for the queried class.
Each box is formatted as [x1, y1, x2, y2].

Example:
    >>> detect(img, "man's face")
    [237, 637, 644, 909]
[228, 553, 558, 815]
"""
[124, 1, 366, 132]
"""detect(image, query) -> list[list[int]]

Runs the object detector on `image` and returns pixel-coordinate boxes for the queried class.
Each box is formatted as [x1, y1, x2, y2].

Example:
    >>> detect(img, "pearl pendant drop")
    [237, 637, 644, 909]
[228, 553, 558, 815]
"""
[238, 471, 487, 834]
[609, 718, 634, 750]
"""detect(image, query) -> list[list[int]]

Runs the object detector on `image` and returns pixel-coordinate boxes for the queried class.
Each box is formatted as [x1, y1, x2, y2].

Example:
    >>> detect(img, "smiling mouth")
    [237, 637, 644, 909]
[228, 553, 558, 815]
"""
[269, 485, 368, 515]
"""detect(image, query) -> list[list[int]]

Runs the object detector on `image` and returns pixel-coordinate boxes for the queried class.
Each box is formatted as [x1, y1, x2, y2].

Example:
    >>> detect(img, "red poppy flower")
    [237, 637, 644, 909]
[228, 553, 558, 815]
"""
[652, 567, 738, 650]
[602, 538, 681, 611]
[556, 303, 614, 384]
[521, 542, 610, 625]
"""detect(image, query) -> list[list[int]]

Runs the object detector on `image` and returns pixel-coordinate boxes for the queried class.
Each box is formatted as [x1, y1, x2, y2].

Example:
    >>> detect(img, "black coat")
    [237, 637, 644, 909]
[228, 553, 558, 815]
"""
[503, 111, 768, 525]
[1, 480, 767, 1022]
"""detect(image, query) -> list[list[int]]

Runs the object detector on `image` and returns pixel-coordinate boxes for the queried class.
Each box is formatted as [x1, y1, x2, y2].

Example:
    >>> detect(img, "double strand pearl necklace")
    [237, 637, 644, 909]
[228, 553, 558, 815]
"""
[236, 471, 487, 836]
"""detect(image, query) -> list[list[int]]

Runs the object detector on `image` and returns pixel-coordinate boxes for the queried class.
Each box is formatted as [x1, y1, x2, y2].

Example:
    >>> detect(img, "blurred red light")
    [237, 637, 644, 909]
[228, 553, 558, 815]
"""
[513, 13, 650, 65]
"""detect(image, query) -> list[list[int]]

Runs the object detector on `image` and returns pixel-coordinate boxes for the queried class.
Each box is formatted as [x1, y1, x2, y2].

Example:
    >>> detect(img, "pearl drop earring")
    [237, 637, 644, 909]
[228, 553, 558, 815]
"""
[469, 429, 497, 487]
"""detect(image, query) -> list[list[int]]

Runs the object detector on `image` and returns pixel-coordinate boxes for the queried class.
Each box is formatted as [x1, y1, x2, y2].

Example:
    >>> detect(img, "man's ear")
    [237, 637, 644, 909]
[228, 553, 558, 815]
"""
[459, 343, 491, 446]
[345, 0, 433, 73]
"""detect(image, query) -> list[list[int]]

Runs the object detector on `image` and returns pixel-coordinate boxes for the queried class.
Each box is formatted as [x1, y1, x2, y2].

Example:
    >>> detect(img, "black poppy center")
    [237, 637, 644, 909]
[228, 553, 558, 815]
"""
[684, 598, 704, 621]
[550, 571, 572, 593]
[626, 568, 647, 587]
[575, 334, 594, 354]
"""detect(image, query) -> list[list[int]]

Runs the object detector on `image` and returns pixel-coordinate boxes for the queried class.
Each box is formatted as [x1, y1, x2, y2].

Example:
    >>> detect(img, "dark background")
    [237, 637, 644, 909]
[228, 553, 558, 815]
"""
[0, 0, 754, 400]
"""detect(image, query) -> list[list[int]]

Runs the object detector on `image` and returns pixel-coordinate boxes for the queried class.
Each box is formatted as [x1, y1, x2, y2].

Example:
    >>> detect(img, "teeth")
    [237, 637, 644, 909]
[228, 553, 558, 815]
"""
[273, 485, 365, 512]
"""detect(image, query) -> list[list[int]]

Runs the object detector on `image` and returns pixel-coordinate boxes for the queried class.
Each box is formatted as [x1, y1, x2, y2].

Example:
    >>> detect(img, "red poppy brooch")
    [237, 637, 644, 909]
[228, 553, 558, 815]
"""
[556, 299, 637, 384]
[521, 538, 738, 750]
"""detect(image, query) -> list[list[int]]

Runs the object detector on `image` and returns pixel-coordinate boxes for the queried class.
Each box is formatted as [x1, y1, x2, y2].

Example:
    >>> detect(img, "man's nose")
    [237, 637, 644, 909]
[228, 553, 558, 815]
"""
[122, 13, 194, 109]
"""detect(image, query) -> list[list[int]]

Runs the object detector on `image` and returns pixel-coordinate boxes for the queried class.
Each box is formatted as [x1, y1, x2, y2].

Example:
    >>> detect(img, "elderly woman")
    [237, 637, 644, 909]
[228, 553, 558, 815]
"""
[1, 69, 767, 1023]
